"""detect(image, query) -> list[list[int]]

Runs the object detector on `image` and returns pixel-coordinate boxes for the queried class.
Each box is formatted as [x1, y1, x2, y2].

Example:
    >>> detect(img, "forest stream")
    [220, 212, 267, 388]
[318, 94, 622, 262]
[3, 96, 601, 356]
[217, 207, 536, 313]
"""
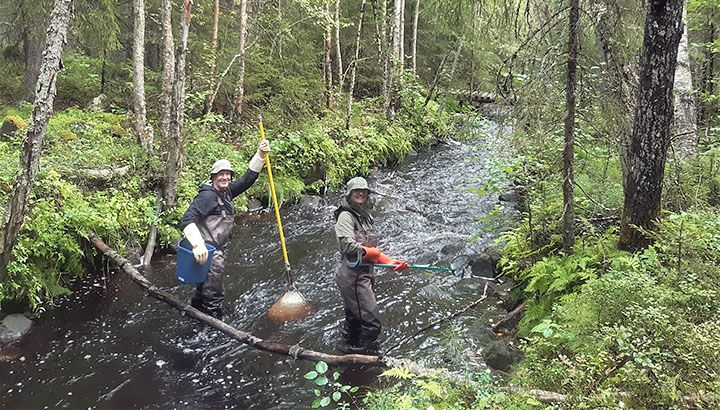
[0, 117, 517, 409]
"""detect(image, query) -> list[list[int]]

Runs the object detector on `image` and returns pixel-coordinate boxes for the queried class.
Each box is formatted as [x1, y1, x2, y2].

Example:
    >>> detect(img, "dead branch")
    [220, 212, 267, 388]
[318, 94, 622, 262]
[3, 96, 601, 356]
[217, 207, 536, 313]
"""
[491, 300, 526, 333]
[384, 282, 490, 354]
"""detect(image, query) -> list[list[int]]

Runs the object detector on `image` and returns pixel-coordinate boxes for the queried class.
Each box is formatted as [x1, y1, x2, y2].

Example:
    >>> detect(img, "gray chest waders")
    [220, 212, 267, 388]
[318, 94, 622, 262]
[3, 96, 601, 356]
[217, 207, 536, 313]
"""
[335, 213, 382, 348]
[191, 195, 235, 319]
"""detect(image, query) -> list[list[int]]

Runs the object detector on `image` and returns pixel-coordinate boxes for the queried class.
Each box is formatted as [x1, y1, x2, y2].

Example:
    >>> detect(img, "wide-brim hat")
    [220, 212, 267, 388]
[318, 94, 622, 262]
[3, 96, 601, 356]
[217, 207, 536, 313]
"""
[345, 176, 377, 196]
[210, 159, 234, 178]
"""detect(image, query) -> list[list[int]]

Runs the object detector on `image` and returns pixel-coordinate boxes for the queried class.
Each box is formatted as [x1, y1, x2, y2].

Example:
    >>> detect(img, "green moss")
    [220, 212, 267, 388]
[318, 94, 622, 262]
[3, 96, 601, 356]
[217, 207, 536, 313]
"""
[3, 115, 28, 130]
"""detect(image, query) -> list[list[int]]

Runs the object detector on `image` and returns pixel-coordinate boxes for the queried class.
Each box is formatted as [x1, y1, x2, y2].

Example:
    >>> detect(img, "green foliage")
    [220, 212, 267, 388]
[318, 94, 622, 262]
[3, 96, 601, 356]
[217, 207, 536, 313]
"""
[0, 49, 23, 102]
[304, 361, 359, 409]
[364, 364, 504, 409]
[56, 54, 103, 104]
[511, 209, 720, 407]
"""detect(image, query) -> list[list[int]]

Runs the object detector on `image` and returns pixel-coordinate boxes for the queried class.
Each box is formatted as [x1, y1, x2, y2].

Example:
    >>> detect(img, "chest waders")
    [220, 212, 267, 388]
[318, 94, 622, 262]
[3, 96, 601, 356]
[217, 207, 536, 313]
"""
[335, 210, 382, 350]
[191, 195, 235, 319]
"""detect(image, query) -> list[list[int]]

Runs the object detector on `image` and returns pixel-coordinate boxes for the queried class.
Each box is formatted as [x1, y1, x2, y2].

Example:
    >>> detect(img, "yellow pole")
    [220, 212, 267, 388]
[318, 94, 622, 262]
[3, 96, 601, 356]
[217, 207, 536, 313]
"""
[258, 115, 291, 271]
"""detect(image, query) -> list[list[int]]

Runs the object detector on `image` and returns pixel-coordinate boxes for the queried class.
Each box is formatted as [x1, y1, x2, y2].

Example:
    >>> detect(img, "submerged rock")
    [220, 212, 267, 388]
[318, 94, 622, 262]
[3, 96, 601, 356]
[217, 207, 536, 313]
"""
[299, 195, 324, 209]
[0, 313, 33, 343]
[418, 283, 453, 301]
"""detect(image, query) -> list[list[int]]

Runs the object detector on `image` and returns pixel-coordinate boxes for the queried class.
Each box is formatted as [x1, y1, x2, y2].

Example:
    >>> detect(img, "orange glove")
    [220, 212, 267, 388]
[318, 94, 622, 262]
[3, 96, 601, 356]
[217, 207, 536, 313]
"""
[362, 246, 382, 263]
[362, 246, 409, 271]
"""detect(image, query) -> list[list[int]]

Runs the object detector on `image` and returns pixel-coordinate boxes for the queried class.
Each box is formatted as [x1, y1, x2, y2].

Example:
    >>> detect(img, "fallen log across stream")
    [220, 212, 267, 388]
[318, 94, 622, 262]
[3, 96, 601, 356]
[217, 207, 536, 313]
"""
[87, 233, 383, 366]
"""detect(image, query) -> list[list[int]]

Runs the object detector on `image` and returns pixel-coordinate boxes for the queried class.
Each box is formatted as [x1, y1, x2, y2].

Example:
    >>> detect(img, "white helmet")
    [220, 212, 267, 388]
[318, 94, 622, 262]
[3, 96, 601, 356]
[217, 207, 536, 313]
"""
[210, 159, 234, 178]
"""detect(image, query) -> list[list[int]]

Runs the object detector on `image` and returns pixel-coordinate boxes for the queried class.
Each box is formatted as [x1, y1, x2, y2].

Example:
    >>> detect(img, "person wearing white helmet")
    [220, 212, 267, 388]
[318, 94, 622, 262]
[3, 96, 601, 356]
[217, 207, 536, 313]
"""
[333, 176, 409, 353]
[178, 139, 270, 319]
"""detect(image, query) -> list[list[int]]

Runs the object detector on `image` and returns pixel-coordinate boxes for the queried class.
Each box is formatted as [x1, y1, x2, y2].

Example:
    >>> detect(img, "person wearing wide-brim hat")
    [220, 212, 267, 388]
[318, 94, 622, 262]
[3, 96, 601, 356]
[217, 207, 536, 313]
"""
[333, 176, 409, 353]
[178, 139, 270, 320]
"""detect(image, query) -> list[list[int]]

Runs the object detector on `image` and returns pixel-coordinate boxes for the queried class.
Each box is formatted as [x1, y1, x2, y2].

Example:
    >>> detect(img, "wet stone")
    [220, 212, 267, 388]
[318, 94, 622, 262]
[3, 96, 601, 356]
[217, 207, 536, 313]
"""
[298, 195, 323, 209]
[482, 339, 522, 371]
[470, 252, 497, 277]
[0, 313, 33, 343]
[0, 118, 20, 141]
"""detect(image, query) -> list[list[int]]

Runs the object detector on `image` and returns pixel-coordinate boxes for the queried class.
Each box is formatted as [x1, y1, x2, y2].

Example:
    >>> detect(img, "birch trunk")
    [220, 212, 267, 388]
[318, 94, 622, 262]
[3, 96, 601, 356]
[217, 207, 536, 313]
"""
[324, 1, 335, 109]
[385, 0, 400, 119]
[619, 0, 684, 252]
[563, 0, 579, 252]
[399, 0, 404, 72]
[699, 14, 715, 127]
[334, 0, 344, 92]
[204, 0, 221, 115]
[133, 0, 152, 153]
[0, 0, 73, 281]
[345, 0, 367, 129]
[164, 0, 192, 209]
[232, 0, 248, 119]
[370, 0, 384, 61]
[411, 0, 419, 76]
[672, 5, 697, 157]
[393, 0, 401, 61]
[159, 0, 175, 143]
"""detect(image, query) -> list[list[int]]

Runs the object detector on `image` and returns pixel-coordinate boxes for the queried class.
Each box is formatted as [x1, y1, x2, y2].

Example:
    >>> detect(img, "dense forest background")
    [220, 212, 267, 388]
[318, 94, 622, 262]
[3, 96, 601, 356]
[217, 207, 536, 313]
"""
[0, 0, 719, 407]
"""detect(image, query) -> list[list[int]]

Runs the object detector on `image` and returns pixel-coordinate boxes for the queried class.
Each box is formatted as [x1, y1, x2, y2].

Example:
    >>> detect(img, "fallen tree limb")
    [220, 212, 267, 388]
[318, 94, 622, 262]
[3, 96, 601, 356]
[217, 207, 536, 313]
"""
[87, 233, 383, 366]
[142, 191, 162, 268]
[492, 300, 526, 333]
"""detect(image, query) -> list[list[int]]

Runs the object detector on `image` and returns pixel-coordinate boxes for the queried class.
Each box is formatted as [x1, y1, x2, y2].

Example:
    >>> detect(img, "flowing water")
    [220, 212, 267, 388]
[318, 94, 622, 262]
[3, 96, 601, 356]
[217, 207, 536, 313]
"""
[0, 116, 516, 409]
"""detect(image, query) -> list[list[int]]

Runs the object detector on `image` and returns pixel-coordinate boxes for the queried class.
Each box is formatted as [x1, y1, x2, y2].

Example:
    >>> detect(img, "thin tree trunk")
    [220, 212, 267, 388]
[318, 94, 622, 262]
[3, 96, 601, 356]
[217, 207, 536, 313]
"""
[159, 0, 175, 143]
[0, 0, 73, 281]
[385, 0, 399, 119]
[164, 0, 192, 209]
[345, 0, 367, 129]
[277, 0, 284, 65]
[232, 0, 248, 120]
[393, 0, 401, 61]
[438, 43, 462, 114]
[370, 0, 384, 61]
[672, 3, 697, 158]
[20, 6, 49, 102]
[143, 0, 175, 267]
[422, 52, 447, 109]
[563, 0, 579, 252]
[399, 0, 404, 72]
[411, 0, 419, 76]
[204, 0, 221, 115]
[133, 0, 152, 153]
[324, 1, 335, 109]
[88, 233, 383, 366]
[334, 0, 344, 92]
[100, 45, 107, 94]
[698, 15, 715, 127]
[619, 0, 684, 252]
[142, 192, 162, 267]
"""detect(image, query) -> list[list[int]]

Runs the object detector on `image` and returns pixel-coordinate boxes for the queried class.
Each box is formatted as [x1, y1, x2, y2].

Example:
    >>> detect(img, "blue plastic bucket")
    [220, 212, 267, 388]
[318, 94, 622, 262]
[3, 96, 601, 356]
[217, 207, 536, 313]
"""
[176, 238, 216, 284]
